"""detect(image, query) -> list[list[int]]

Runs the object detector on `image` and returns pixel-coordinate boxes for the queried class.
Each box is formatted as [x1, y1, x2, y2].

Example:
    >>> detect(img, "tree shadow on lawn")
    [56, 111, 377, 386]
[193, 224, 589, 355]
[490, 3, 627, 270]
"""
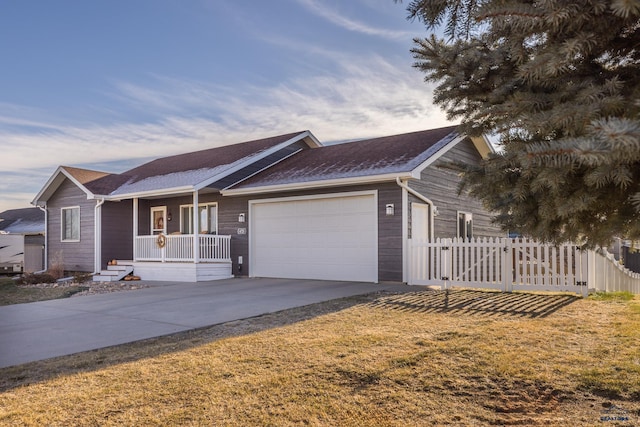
[370, 288, 579, 319]
[0, 289, 579, 393]
[0, 292, 379, 393]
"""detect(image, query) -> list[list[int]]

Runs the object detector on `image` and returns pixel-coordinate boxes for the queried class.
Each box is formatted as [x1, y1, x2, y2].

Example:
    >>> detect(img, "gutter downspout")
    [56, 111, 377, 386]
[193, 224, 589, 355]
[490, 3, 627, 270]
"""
[36, 203, 47, 273]
[395, 177, 435, 241]
[94, 198, 105, 274]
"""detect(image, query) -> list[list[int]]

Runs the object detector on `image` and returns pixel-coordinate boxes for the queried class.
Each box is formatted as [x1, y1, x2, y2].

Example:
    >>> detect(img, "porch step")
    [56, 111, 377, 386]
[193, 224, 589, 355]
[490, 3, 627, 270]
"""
[93, 263, 134, 282]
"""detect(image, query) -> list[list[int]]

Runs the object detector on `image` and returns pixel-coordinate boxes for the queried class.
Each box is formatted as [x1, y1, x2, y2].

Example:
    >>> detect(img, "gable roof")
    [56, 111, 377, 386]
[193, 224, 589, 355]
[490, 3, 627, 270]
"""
[0, 207, 45, 234]
[33, 131, 319, 204]
[222, 126, 464, 194]
[32, 165, 114, 206]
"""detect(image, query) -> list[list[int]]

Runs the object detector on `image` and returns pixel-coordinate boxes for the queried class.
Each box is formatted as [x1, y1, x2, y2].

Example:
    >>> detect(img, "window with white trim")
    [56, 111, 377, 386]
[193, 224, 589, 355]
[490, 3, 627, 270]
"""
[180, 203, 218, 234]
[61, 206, 80, 242]
[457, 211, 473, 240]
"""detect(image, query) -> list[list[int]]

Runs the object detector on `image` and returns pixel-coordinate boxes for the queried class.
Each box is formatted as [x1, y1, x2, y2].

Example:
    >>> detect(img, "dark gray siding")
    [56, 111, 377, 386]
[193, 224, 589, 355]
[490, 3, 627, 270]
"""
[47, 178, 96, 272]
[101, 200, 133, 267]
[410, 138, 503, 239]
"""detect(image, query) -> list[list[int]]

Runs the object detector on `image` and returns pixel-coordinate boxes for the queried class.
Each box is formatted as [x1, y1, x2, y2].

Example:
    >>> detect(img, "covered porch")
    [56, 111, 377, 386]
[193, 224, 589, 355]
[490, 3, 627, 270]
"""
[130, 193, 233, 282]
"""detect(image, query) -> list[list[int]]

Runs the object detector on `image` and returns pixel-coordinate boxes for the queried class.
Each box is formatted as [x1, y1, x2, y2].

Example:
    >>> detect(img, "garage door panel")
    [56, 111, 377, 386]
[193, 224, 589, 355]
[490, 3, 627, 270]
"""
[251, 194, 377, 282]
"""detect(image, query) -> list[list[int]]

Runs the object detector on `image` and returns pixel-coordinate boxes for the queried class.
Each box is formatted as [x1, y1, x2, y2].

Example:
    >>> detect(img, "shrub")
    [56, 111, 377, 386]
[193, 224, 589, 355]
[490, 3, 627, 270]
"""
[73, 272, 93, 284]
[48, 250, 64, 280]
[18, 273, 57, 285]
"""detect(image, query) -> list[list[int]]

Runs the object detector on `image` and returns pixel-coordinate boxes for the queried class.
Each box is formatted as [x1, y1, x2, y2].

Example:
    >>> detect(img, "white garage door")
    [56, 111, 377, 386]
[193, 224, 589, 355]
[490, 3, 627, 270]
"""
[250, 192, 378, 282]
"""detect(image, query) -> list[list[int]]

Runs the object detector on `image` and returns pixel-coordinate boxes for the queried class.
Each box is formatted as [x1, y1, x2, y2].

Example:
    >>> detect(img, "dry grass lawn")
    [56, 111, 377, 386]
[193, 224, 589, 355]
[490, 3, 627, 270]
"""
[0, 277, 87, 305]
[1, 289, 639, 426]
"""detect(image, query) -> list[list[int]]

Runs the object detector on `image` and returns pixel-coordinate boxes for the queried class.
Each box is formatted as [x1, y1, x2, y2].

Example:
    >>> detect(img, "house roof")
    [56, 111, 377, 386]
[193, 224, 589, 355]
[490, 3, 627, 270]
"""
[33, 131, 317, 203]
[33, 126, 488, 203]
[62, 166, 112, 185]
[223, 126, 460, 193]
[106, 131, 315, 197]
[0, 207, 45, 234]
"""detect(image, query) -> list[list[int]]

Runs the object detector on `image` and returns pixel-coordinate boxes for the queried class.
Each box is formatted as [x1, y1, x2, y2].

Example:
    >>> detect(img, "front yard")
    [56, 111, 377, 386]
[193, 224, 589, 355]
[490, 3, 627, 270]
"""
[1, 289, 639, 426]
[0, 277, 86, 305]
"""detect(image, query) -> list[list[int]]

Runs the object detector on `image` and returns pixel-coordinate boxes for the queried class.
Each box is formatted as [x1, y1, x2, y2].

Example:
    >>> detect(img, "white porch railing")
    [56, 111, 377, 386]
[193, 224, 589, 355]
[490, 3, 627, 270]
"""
[135, 234, 231, 262]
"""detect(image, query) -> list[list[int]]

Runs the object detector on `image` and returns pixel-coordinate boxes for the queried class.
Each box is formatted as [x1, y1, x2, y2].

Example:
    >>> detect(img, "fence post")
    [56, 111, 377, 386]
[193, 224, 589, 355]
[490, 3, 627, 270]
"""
[441, 238, 451, 290]
[407, 238, 413, 285]
[587, 250, 597, 295]
[502, 238, 512, 292]
[579, 249, 589, 297]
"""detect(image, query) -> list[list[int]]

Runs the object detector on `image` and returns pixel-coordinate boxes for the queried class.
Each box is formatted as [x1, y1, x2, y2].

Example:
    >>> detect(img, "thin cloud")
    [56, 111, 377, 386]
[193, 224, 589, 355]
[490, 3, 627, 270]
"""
[0, 54, 451, 211]
[294, 0, 415, 40]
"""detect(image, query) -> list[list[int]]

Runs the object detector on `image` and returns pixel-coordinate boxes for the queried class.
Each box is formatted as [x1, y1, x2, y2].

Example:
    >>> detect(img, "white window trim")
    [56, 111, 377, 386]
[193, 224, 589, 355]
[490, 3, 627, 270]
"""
[457, 211, 473, 240]
[151, 206, 167, 235]
[60, 206, 81, 242]
[179, 202, 218, 234]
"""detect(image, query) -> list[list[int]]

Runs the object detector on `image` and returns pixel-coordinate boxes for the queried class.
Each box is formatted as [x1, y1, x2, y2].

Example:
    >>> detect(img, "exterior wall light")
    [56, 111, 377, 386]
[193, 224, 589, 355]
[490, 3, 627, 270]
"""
[386, 204, 395, 216]
[238, 213, 245, 223]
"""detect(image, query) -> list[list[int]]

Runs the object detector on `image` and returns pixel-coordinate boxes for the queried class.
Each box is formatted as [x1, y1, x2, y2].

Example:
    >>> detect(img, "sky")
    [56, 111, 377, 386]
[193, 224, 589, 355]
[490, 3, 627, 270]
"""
[0, 0, 453, 213]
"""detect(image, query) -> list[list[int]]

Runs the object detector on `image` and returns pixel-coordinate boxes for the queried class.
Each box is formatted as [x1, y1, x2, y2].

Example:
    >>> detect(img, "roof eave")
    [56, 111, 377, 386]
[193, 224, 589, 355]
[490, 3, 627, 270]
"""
[32, 166, 96, 206]
[106, 185, 197, 201]
[220, 172, 413, 197]
[406, 133, 468, 178]
[470, 134, 496, 159]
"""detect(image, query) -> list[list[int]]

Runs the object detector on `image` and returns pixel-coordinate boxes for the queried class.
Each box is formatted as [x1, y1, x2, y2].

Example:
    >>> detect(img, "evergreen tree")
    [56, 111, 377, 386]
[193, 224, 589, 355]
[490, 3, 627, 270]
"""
[406, 0, 640, 246]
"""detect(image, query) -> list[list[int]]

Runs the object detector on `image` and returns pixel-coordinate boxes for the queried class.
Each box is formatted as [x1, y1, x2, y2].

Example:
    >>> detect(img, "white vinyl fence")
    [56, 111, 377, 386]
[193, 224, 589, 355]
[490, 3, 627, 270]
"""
[588, 249, 640, 294]
[409, 237, 640, 296]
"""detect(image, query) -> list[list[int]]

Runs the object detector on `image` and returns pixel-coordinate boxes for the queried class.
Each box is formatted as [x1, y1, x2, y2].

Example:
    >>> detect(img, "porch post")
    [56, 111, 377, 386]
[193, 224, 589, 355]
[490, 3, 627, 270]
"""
[133, 198, 138, 261]
[193, 190, 199, 263]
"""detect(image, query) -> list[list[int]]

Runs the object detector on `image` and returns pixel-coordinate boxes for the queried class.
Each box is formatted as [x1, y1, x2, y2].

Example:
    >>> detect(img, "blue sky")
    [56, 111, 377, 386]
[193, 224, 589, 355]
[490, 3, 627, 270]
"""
[0, 0, 452, 213]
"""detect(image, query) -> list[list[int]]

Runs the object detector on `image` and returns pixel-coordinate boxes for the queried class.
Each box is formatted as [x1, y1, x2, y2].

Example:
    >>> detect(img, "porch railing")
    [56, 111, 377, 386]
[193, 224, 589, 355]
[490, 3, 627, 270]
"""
[134, 234, 231, 262]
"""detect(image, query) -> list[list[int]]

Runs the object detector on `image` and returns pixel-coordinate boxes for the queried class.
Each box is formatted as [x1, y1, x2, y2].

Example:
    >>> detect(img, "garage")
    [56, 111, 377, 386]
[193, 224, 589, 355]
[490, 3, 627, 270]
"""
[249, 191, 378, 282]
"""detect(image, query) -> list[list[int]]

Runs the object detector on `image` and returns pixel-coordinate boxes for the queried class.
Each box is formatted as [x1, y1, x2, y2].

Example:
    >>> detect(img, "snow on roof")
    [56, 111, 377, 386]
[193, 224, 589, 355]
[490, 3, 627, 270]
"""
[52, 131, 308, 197]
[0, 208, 44, 234]
[109, 162, 238, 196]
[230, 126, 459, 189]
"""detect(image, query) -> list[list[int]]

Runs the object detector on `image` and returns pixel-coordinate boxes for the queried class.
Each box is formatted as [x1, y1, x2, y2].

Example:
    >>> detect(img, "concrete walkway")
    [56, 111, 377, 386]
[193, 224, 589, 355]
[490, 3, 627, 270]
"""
[0, 278, 413, 368]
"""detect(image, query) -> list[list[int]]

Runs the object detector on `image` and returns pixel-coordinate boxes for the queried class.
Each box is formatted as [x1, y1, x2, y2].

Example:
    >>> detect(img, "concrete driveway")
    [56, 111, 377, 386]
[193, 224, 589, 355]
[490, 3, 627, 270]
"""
[0, 278, 412, 368]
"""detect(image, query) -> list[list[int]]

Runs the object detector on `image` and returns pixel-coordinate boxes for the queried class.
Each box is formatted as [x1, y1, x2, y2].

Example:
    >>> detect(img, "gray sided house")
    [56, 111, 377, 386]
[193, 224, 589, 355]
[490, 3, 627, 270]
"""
[32, 126, 502, 283]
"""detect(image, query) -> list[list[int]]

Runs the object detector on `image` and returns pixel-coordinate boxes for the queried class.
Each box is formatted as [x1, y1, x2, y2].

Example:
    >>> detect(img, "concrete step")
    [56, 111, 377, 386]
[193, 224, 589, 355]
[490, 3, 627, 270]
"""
[93, 265, 134, 282]
[107, 265, 131, 271]
[92, 274, 118, 282]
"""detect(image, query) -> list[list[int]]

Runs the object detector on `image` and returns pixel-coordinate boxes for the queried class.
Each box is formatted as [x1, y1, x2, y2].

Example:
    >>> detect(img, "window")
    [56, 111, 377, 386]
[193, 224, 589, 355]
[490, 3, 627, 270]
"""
[61, 207, 80, 241]
[180, 203, 218, 234]
[151, 207, 166, 235]
[457, 211, 473, 240]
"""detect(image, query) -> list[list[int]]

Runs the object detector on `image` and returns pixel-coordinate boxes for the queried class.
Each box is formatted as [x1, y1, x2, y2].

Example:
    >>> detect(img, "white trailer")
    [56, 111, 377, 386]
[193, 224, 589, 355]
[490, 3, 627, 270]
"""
[0, 234, 25, 274]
